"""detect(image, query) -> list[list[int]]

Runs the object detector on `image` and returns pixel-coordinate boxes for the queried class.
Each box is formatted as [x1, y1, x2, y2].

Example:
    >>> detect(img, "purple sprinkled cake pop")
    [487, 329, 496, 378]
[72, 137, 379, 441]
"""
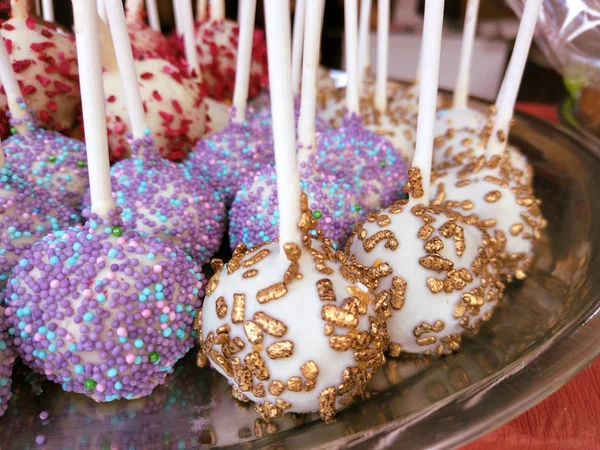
[0, 307, 15, 416]
[308, 114, 408, 210]
[228, 164, 361, 250]
[90, 135, 226, 265]
[5, 208, 205, 402]
[3, 106, 89, 209]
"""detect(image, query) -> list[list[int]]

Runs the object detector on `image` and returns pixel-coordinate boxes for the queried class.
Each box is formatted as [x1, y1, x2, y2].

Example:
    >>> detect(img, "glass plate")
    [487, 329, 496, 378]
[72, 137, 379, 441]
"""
[1, 98, 600, 450]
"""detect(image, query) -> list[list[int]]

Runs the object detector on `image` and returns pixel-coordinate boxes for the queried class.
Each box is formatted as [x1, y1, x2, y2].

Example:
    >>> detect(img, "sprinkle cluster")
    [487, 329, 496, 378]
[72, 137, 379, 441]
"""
[0, 163, 78, 291]
[0, 308, 15, 417]
[5, 210, 205, 401]
[0, 18, 80, 139]
[105, 137, 226, 265]
[229, 165, 361, 250]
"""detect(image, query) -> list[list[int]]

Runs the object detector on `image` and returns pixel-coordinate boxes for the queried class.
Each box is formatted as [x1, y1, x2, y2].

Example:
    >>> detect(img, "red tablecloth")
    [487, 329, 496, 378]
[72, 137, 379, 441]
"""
[464, 103, 600, 449]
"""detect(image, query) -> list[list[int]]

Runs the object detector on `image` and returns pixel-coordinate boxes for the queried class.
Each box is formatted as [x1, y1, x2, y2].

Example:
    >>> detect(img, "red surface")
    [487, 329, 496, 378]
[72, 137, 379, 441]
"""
[464, 103, 600, 449]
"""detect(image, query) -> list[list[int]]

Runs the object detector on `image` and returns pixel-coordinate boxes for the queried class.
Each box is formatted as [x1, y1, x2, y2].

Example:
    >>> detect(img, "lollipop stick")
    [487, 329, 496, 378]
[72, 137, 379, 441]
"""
[42, 0, 54, 21]
[375, 0, 390, 112]
[291, 0, 306, 95]
[179, 0, 202, 80]
[10, 0, 28, 20]
[0, 28, 28, 135]
[105, 0, 149, 141]
[210, 0, 225, 21]
[97, 0, 107, 22]
[72, 0, 115, 216]
[264, 0, 301, 250]
[232, 0, 257, 123]
[344, 0, 359, 114]
[197, 0, 207, 21]
[35, 0, 41, 16]
[488, 0, 543, 158]
[146, 0, 161, 31]
[298, 0, 324, 152]
[410, 0, 444, 205]
[173, 0, 183, 35]
[358, 0, 372, 91]
[453, 0, 480, 109]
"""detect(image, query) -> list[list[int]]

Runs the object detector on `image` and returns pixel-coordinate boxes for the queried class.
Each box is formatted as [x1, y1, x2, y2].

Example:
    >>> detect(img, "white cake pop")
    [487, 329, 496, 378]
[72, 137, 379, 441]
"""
[124, 0, 173, 61]
[346, 0, 504, 357]
[5, 0, 203, 402]
[199, 0, 388, 422]
[0, 0, 80, 138]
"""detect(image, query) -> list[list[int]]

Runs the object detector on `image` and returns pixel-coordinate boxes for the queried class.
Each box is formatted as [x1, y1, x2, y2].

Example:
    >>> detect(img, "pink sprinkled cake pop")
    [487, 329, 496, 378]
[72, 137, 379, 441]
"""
[5, 0, 204, 402]
[124, 0, 174, 62]
[0, 0, 80, 139]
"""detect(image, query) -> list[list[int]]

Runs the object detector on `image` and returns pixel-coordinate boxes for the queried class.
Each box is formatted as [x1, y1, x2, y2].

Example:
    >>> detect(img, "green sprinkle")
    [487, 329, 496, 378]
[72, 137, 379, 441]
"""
[77, 160, 86, 168]
[379, 161, 386, 168]
[84, 378, 97, 390]
[313, 210, 322, 219]
[352, 205, 361, 212]
[148, 351, 160, 364]
[111, 226, 123, 237]
[48, 155, 57, 163]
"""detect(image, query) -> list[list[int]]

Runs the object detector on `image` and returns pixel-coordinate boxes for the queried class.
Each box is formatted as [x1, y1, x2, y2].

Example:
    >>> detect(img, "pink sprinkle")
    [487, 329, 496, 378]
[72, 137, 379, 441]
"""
[141, 309, 151, 318]
[152, 265, 162, 273]
[125, 353, 136, 364]
[162, 306, 170, 314]
[156, 301, 164, 309]
[168, 312, 176, 321]
[160, 323, 168, 330]
[116, 327, 127, 337]
[65, 334, 73, 341]
[50, 280, 59, 289]
[107, 272, 116, 280]
[96, 256, 104, 264]
[4, 309, 11, 317]
[82, 289, 92, 298]
[34, 334, 42, 342]
[96, 384, 105, 393]
[24, 325, 32, 334]
[117, 238, 126, 245]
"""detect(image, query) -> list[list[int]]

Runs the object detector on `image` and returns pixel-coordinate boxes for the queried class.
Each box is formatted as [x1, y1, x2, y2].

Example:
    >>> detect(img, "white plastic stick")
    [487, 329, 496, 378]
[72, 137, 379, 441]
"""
[97, 0, 107, 22]
[173, 0, 183, 35]
[0, 28, 28, 135]
[344, 0, 359, 114]
[264, 0, 301, 250]
[11, 0, 28, 20]
[453, 0, 479, 109]
[232, 0, 257, 123]
[42, 0, 54, 21]
[210, 0, 225, 21]
[146, 0, 161, 31]
[358, 0, 372, 91]
[298, 0, 324, 151]
[291, 0, 306, 95]
[197, 0, 207, 21]
[105, 0, 148, 141]
[488, 0, 543, 158]
[35, 0, 41, 16]
[72, 0, 115, 217]
[179, 0, 202, 80]
[375, 0, 390, 111]
[411, 0, 444, 205]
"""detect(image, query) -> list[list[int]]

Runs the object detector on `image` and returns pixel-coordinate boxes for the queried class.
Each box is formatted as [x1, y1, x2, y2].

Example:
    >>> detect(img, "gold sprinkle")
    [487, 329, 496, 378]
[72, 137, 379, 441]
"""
[287, 376, 302, 392]
[418, 224, 434, 240]
[205, 271, 220, 296]
[257, 282, 288, 304]
[388, 343, 402, 357]
[484, 190, 502, 203]
[210, 258, 224, 273]
[283, 261, 299, 284]
[242, 269, 258, 278]
[231, 385, 250, 403]
[424, 236, 444, 253]
[231, 357, 253, 392]
[252, 384, 266, 398]
[215, 296, 227, 319]
[255, 402, 283, 421]
[322, 305, 358, 328]
[244, 352, 270, 381]
[266, 341, 294, 359]
[432, 320, 445, 332]
[319, 387, 337, 421]
[253, 312, 288, 337]
[301, 361, 319, 380]
[461, 200, 475, 210]
[231, 294, 245, 324]
[305, 380, 317, 391]
[405, 167, 424, 198]
[329, 335, 353, 351]
[222, 336, 245, 358]
[426, 277, 445, 293]
[243, 321, 263, 344]
[419, 254, 454, 272]
[363, 230, 399, 252]
[242, 248, 271, 267]
[377, 214, 391, 227]
[283, 242, 302, 262]
[510, 223, 524, 236]
[481, 219, 497, 228]
[317, 279, 336, 302]
[417, 336, 436, 346]
[389, 276, 407, 310]
[209, 350, 232, 376]
[484, 175, 509, 188]
[324, 323, 335, 336]
[454, 299, 468, 318]
[193, 309, 202, 333]
[276, 399, 292, 410]
[456, 179, 471, 187]
[268, 380, 285, 396]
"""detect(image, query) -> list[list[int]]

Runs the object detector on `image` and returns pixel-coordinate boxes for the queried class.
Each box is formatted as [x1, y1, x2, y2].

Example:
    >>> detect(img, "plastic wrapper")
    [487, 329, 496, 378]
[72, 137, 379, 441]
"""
[506, 0, 600, 90]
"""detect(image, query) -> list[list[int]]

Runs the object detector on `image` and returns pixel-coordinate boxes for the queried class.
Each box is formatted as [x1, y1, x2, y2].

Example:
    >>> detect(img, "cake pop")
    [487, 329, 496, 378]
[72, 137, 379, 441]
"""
[5, 0, 204, 402]
[99, 0, 226, 264]
[0, 308, 14, 417]
[189, 0, 268, 101]
[430, 0, 546, 280]
[199, 1, 388, 421]
[187, 0, 274, 204]
[228, 0, 361, 249]
[0, 27, 88, 209]
[101, 9, 207, 162]
[346, 0, 504, 356]
[0, 0, 80, 139]
[125, 0, 173, 61]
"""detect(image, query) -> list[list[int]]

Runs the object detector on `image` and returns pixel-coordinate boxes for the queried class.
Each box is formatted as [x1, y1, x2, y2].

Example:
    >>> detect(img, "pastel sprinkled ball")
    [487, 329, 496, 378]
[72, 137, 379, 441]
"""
[228, 165, 361, 250]
[0, 163, 78, 290]
[107, 136, 226, 265]
[187, 117, 275, 204]
[0, 308, 15, 416]
[4, 127, 88, 209]
[308, 115, 408, 210]
[5, 209, 205, 402]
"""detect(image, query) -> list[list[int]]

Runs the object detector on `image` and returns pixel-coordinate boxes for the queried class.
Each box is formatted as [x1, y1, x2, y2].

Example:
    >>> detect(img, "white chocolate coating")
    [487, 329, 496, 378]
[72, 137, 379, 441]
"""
[205, 98, 230, 134]
[346, 202, 504, 355]
[200, 238, 387, 420]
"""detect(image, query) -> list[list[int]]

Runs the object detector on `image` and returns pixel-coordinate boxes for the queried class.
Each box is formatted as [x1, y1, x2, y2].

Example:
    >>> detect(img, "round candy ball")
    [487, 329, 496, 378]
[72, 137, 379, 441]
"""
[103, 59, 207, 162]
[228, 165, 361, 250]
[346, 201, 504, 356]
[199, 237, 388, 421]
[4, 127, 88, 208]
[5, 210, 205, 402]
